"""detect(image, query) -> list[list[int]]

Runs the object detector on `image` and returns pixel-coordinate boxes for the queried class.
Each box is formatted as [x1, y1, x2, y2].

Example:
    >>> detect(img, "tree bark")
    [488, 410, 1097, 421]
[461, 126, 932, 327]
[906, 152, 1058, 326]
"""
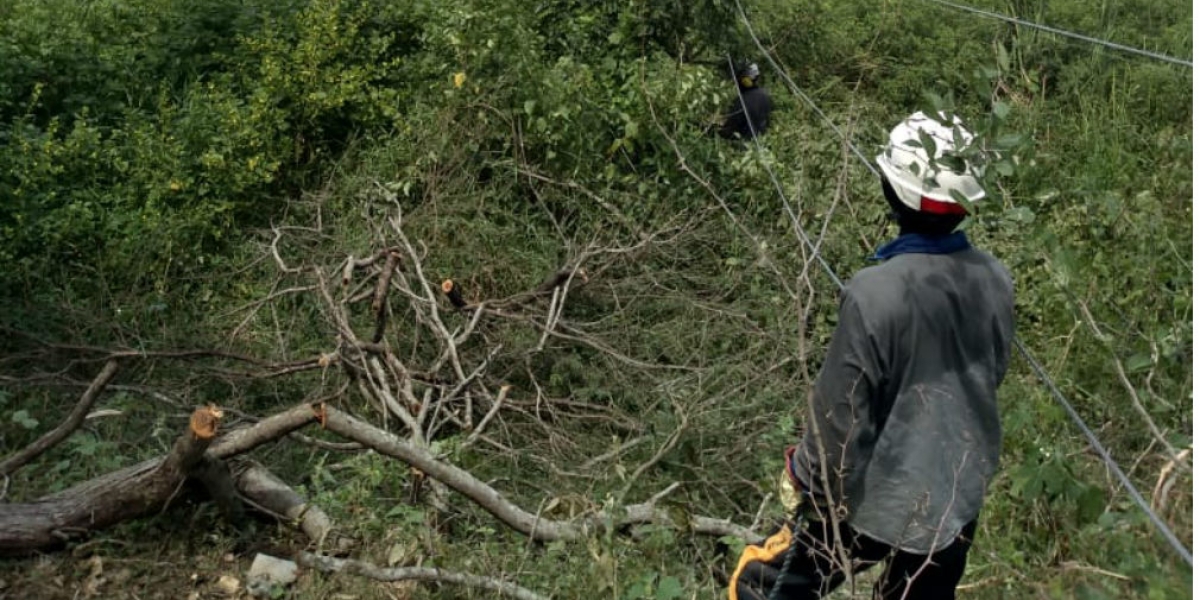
[0, 405, 221, 555]
[235, 462, 347, 551]
[0, 403, 320, 556]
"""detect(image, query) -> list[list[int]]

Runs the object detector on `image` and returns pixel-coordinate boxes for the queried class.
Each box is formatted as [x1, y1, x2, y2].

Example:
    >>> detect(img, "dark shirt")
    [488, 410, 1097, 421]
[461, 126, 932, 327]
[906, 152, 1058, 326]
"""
[719, 86, 772, 140]
[793, 234, 1015, 553]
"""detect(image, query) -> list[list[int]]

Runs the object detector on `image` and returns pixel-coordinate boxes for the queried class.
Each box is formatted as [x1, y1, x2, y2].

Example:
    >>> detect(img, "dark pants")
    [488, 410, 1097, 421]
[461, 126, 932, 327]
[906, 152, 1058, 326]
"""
[737, 513, 976, 600]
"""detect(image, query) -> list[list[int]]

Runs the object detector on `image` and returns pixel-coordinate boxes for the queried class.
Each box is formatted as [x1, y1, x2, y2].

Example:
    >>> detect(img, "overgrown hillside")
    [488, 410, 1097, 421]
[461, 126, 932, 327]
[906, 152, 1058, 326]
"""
[0, 0, 1191, 598]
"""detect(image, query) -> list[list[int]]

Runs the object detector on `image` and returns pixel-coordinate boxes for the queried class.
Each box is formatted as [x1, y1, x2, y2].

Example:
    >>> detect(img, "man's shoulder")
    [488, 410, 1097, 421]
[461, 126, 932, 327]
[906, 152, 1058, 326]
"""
[841, 264, 907, 317]
[847, 248, 1014, 299]
[845, 261, 905, 292]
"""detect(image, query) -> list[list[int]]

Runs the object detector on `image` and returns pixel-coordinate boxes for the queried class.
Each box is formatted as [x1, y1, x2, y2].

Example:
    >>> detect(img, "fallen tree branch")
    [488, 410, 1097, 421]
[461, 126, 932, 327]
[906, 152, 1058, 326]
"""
[0, 360, 120, 476]
[297, 552, 550, 600]
[320, 407, 757, 543]
[0, 400, 759, 556]
[0, 405, 224, 555]
[371, 250, 401, 343]
[210, 403, 323, 458]
[0, 403, 321, 555]
[235, 463, 349, 552]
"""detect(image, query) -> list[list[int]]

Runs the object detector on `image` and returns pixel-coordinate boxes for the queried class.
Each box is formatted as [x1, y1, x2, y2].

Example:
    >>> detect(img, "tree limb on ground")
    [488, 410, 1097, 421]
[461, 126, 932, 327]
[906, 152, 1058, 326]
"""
[234, 462, 348, 552]
[0, 402, 757, 556]
[319, 407, 758, 543]
[297, 552, 551, 600]
[0, 403, 320, 556]
[0, 405, 223, 555]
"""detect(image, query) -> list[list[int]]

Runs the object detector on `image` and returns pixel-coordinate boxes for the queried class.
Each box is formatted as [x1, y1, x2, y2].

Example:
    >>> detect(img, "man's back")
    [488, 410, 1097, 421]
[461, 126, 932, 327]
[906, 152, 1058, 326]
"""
[799, 244, 1015, 553]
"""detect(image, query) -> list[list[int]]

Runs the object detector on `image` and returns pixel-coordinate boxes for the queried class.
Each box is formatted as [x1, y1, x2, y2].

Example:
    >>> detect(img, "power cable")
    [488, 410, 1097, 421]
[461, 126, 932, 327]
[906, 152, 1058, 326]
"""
[1015, 338, 1194, 566]
[732, 1, 878, 177]
[920, 0, 1193, 68]
[731, 0, 1193, 569]
[723, 55, 845, 290]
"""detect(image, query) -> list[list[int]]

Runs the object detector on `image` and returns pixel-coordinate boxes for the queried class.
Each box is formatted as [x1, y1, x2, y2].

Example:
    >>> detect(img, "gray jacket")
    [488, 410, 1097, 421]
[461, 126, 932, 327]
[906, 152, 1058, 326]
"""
[794, 236, 1015, 553]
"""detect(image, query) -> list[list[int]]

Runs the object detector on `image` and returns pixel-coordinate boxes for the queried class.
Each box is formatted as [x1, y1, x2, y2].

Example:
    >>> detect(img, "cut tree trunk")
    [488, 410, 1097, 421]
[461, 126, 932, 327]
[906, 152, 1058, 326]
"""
[0, 403, 321, 556]
[0, 405, 221, 555]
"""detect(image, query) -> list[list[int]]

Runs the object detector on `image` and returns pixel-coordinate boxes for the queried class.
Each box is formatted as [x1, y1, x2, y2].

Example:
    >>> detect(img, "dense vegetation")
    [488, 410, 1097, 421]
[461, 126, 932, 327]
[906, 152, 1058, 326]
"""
[0, 0, 1191, 598]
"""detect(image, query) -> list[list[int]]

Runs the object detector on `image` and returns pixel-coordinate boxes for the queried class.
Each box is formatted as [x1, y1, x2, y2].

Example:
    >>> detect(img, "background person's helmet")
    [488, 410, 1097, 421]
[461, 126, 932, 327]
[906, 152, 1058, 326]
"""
[875, 111, 984, 214]
[738, 62, 760, 87]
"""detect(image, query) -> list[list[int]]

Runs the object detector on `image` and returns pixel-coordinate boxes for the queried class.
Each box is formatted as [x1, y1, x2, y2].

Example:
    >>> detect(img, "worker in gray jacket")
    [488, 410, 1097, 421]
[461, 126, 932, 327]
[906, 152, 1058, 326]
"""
[731, 112, 1015, 600]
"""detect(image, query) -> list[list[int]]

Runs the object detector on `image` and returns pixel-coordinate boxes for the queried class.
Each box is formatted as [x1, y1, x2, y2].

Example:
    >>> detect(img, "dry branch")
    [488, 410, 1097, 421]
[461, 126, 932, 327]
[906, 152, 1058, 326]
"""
[371, 250, 400, 343]
[320, 407, 757, 543]
[297, 553, 550, 600]
[0, 397, 759, 557]
[0, 360, 120, 476]
[210, 403, 324, 458]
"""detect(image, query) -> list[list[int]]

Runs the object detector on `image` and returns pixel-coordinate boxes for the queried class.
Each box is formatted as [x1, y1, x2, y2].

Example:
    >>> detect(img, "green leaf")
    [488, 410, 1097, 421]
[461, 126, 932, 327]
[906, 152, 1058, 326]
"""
[12, 409, 38, 430]
[992, 100, 1011, 120]
[994, 133, 1024, 149]
[996, 43, 1011, 72]
[918, 130, 937, 161]
[1124, 353, 1154, 374]
[1005, 206, 1035, 224]
[1075, 485, 1106, 524]
[655, 575, 684, 600]
[949, 189, 971, 207]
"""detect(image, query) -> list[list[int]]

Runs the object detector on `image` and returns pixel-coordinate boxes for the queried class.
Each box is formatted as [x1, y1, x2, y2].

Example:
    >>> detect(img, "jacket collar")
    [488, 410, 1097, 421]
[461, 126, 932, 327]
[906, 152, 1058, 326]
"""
[870, 231, 971, 261]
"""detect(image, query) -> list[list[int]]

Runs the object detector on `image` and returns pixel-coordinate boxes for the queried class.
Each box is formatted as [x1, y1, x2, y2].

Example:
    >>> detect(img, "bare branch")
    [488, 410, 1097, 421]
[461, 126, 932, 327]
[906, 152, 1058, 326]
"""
[580, 436, 649, 471]
[297, 553, 550, 600]
[320, 407, 758, 543]
[236, 463, 344, 550]
[464, 385, 511, 448]
[1, 360, 120, 476]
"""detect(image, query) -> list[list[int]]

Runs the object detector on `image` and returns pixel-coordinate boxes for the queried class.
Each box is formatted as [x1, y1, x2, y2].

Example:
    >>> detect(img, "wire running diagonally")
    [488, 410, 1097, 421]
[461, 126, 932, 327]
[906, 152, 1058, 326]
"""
[723, 55, 844, 289]
[1015, 339, 1194, 564]
[920, 0, 1193, 68]
[732, 2, 878, 177]
[730, 0, 1193, 568]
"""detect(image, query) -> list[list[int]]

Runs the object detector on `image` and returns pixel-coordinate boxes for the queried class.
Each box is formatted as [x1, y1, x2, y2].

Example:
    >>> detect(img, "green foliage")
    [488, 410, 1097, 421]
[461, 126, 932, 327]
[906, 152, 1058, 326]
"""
[0, 0, 1190, 598]
[0, 0, 420, 295]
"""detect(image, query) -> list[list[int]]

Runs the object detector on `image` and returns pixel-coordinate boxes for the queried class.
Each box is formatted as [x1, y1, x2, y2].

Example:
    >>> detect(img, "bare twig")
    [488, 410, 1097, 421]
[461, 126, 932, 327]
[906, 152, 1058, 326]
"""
[618, 404, 688, 502]
[320, 407, 758, 542]
[270, 227, 302, 274]
[1153, 447, 1191, 513]
[0, 360, 120, 476]
[297, 553, 549, 600]
[580, 436, 650, 471]
[465, 385, 512, 448]
[1074, 292, 1185, 469]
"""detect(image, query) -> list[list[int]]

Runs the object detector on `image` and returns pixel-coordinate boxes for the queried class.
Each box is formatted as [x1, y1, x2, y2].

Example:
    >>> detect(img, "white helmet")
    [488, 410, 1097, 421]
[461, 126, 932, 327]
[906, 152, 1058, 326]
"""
[875, 111, 984, 214]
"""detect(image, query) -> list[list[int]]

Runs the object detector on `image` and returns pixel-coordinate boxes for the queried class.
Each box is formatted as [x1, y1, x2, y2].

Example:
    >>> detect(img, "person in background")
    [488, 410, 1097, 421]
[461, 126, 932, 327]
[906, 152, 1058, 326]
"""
[719, 62, 772, 141]
[730, 112, 1015, 600]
